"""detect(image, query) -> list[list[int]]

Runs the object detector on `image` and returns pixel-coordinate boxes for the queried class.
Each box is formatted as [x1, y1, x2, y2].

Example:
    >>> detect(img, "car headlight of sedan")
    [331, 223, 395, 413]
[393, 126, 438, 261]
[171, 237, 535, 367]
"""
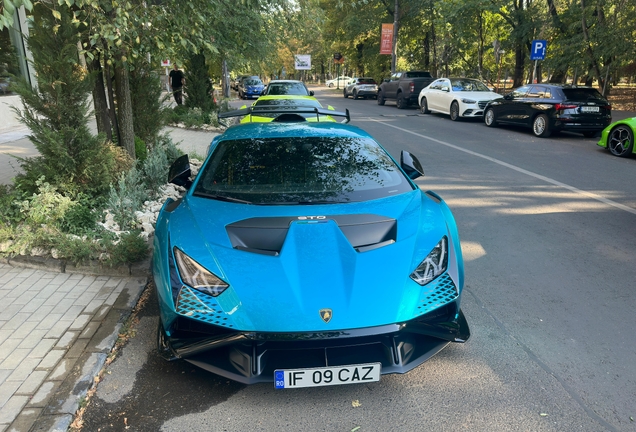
[461, 98, 477, 104]
[410, 237, 448, 286]
[174, 247, 228, 297]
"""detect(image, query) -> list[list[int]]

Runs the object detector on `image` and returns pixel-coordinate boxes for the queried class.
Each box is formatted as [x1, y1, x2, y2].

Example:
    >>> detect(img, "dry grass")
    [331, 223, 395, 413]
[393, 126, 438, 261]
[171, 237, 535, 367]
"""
[607, 86, 636, 111]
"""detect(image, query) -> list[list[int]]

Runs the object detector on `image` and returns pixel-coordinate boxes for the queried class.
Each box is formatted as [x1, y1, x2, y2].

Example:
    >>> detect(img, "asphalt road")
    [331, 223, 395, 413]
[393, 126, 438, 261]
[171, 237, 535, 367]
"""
[81, 88, 636, 432]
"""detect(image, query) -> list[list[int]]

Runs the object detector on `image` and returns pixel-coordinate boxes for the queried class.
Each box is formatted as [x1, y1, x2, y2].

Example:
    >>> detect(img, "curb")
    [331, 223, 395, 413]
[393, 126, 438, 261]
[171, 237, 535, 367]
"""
[6, 254, 151, 278]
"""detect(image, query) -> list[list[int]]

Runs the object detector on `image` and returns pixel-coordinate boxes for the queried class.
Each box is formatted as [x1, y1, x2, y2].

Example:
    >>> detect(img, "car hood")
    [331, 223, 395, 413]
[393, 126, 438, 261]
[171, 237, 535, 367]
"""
[166, 191, 454, 332]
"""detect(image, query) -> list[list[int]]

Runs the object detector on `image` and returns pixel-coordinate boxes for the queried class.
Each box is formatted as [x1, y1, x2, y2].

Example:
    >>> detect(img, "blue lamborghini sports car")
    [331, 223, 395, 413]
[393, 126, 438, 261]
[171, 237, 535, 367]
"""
[152, 107, 470, 388]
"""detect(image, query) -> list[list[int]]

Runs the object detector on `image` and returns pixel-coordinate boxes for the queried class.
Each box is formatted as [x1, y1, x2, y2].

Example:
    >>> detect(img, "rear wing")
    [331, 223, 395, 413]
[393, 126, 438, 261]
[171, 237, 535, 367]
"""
[218, 106, 351, 126]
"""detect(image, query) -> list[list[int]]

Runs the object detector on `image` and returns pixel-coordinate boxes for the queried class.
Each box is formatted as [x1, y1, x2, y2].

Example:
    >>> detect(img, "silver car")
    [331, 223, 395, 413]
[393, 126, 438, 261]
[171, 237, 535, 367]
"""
[343, 77, 378, 100]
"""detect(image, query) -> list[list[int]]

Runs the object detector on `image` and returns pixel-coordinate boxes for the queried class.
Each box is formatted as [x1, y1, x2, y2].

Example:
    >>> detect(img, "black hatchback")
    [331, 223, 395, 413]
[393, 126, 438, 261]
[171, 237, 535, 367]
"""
[483, 84, 611, 138]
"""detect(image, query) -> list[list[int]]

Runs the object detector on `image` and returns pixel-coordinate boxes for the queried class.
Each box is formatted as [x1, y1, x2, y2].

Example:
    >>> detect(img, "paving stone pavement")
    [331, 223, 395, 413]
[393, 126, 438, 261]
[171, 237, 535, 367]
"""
[0, 263, 147, 432]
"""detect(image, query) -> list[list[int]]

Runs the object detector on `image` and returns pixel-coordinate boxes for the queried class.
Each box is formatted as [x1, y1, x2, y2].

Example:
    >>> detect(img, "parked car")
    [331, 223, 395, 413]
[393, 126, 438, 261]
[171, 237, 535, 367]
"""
[238, 76, 265, 99]
[325, 76, 352, 88]
[232, 74, 251, 91]
[153, 107, 470, 386]
[343, 77, 378, 99]
[418, 78, 502, 120]
[261, 80, 314, 96]
[483, 84, 612, 138]
[597, 116, 636, 157]
[238, 95, 337, 123]
[377, 71, 435, 109]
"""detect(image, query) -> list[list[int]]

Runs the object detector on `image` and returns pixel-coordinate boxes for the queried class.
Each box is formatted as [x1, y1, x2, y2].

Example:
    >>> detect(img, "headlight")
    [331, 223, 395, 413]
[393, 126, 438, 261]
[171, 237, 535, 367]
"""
[410, 237, 448, 286]
[174, 247, 228, 297]
[461, 98, 476, 104]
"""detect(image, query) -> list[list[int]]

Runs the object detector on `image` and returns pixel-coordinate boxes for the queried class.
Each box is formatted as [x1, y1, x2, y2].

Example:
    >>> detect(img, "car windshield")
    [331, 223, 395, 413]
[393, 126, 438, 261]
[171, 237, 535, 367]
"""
[244, 79, 262, 86]
[193, 136, 413, 204]
[358, 79, 376, 85]
[450, 79, 489, 92]
[266, 83, 308, 95]
[250, 99, 323, 119]
[404, 72, 432, 78]
[562, 88, 606, 102]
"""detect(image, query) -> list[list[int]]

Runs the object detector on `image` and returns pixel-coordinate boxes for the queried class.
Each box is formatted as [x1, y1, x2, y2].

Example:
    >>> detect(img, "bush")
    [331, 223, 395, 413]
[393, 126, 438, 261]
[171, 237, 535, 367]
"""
[106, 168, 146, 230]
[142, 145, 168, 199]
[130, 63, 166, 145]
[107, 231, 149, 265]
[17, 178, 74, 226]
[59, 201, 98, 235]
[135, 136, 148, 164]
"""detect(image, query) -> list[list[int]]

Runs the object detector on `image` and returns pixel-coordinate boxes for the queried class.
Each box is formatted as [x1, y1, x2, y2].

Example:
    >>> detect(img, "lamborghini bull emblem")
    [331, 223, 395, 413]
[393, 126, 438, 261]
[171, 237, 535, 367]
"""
[319, 308, 333, 324]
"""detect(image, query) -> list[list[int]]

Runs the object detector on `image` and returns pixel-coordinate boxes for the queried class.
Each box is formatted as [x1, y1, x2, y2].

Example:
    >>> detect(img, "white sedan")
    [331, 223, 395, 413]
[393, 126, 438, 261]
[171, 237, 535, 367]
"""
[418, 78, 502, 121]
[326, 76, 352, 88]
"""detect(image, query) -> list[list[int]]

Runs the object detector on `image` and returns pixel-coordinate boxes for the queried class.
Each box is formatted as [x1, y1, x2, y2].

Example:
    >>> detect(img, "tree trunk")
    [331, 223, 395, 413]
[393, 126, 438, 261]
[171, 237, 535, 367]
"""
[89, 54, 112, 141]
[513, 43, 524, 87]
[103, 58, 120, 144]
[114, 60, 136, 159]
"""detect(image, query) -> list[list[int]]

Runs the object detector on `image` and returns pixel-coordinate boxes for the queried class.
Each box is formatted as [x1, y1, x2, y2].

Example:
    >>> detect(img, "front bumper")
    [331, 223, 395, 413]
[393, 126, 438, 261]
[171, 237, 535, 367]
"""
[158, 302, 470, 384]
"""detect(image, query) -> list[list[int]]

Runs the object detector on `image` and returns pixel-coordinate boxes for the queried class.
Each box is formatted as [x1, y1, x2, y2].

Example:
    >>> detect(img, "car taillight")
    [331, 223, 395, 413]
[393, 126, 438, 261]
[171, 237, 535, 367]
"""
[409, 82, 414, 93]
[603, 105, 612, 110]
[554, 103, 577, 110]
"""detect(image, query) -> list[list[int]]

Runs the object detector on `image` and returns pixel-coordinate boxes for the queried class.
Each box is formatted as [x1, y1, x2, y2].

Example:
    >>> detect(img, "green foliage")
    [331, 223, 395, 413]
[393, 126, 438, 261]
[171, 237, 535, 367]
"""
[135, 136, 148, 164]
[12, 4, 120, 198]
[185, 53, 215, 112]
[0, 29, 19, 77]
[0, 185, 26, 224]
[130, 64, 166, 145]
[106, 167, 146, 231]
[167, 106, 217, 128]
[141, 145, 169, 199]
[107, 230, 149, 265]
[59, 201, 98, 235]
[54, 234, 95, 263]
[155, 134, 183, 165]
[17, 177, 74, 226]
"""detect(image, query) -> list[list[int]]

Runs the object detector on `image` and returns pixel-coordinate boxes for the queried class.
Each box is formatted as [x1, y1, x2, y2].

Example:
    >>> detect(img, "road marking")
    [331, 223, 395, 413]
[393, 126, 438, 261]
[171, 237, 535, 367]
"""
[371, 119, 636, 216]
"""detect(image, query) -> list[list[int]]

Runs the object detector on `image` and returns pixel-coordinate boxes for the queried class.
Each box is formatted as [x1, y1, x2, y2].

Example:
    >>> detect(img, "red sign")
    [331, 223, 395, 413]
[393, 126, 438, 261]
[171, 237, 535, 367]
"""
[380, 24, 393, 55]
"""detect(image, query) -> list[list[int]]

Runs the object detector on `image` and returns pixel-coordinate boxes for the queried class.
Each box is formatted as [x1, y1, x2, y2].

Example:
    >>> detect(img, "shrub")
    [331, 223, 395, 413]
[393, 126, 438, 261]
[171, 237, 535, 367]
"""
[130, 63, 166, 145]
[107, 231, 149, 265]
[59, 201, 98, 235]
[106, 168, 146, 230]
[135, 136, 148, 164]
[17, 178, 74, 226]
[142, 145, 168, 199]
[155, 134, 183, 165]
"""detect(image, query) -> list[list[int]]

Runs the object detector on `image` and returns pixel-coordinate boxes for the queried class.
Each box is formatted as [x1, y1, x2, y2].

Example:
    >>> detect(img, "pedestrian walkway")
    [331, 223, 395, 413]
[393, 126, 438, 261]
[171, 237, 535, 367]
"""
[0, 263, 146, 432]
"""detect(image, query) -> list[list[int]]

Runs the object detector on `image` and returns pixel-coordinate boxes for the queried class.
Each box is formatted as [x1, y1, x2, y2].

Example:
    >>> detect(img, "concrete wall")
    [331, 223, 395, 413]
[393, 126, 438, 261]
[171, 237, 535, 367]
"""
[0, 95, 24, 133]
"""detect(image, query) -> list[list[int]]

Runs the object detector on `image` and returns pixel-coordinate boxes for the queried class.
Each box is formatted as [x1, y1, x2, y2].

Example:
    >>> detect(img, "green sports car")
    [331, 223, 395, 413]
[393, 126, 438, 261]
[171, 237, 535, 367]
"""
[597, 117, 636, 157]
[240, 95, 337, 123]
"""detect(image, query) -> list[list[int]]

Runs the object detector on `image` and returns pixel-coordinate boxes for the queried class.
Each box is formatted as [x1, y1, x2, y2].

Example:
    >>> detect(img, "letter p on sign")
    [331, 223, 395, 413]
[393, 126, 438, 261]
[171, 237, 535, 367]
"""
[530, 40, 547, 60]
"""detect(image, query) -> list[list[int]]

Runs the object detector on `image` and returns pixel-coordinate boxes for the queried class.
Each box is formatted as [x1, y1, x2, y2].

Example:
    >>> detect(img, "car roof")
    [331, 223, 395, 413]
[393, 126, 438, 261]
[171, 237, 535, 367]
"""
[256, 95, 318, 102]
[219, 121, 372, 142]
[267, 80, 307, 84]
[520, 83, 596, 89]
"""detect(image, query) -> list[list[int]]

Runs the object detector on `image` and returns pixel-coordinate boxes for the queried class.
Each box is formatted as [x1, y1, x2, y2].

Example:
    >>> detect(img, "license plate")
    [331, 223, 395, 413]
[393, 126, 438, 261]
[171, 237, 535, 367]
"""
[581, 106, 600, 112]
[274, 363, 381, 389]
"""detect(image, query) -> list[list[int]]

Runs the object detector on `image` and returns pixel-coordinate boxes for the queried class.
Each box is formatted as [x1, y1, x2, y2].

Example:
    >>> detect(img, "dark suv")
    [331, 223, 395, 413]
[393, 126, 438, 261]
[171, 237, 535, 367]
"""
[483, 84, 611, 138]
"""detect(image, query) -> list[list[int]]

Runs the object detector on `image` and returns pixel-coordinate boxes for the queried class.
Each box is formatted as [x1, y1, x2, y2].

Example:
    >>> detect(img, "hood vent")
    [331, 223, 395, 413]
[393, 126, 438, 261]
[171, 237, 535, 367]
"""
[226, 214, 397, 255]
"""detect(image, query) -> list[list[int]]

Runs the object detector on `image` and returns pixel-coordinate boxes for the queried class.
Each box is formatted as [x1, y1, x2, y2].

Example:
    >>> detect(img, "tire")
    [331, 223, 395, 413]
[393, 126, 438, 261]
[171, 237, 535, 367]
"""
[484, 108, 498, 127]
[449, 101, 460, 121]
[343, 89, 348, 98]
[607, 125, 634, 157]
[328, 83, 334, 88]
[396, 92, 408, 109]
[582, 131, 598, 138]
[377, 91, 385, 105]
[353, 90, 359, 100]
[420, 97, 430, 114]
[532, 114, 552, 137]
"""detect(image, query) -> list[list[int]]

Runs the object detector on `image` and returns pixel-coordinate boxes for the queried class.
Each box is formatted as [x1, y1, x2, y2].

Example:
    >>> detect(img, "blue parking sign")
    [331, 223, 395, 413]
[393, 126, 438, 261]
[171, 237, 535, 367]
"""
[530, 40, 547, 60]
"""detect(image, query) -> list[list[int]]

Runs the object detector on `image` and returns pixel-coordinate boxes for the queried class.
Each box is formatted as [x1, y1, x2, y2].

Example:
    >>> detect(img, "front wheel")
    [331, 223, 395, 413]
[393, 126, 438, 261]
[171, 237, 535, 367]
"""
[396, 93, 408, 109]
[377, 91, 385, 105]
[353, 90, 359, 100]
[449, 101, 460, 121]
[532, 114, 552, 137]
[420, 98, 430, 114]
[343, 89, 348, 98]
[608, 125, 634, 157]
[328, 83, 334, 88]
[484, 108, 498, 127]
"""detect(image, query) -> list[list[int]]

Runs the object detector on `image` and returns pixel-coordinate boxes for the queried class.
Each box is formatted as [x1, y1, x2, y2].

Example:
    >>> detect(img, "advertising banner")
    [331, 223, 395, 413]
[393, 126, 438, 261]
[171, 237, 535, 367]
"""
[294, 54, 311, 70]
[380, 24, 393, 55]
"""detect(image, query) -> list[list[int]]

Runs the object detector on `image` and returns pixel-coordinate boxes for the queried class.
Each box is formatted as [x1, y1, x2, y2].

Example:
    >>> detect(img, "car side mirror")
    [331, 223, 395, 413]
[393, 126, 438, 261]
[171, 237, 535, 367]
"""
[441, 86, 450, 92]
[400, 151, 424, 180]
[383, 78, 389, 83]
[309, 90, 314, 96]
[168, 154, 192, 189]
[504, 93, 513, 100]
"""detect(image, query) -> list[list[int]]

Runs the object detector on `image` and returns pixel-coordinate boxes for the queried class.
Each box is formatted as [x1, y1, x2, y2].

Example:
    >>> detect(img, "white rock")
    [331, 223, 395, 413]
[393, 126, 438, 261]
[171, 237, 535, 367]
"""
[51, 248, 60, 259]
[31, 247, 47, 257]
[0, 240, 13, 252]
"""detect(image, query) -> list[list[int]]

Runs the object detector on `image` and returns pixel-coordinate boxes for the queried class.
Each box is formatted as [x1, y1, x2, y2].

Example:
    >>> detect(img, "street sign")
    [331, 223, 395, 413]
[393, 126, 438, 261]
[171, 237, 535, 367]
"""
[530, 40, 547, 60]
[334, 53, 342, 60]
[294, 54, 311, 70]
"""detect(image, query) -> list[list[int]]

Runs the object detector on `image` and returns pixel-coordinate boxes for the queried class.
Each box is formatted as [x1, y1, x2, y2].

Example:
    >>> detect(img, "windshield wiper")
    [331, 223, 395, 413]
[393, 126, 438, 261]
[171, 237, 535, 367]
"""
[262, 200, 341, 205]
[193, 192, 252, 204]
